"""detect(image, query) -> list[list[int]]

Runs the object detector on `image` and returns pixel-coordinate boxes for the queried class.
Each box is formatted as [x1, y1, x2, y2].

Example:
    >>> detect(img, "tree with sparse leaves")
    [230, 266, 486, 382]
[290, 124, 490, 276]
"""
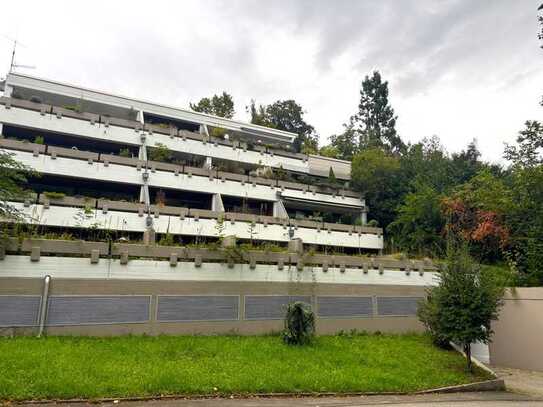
[190, 92, 235, 118]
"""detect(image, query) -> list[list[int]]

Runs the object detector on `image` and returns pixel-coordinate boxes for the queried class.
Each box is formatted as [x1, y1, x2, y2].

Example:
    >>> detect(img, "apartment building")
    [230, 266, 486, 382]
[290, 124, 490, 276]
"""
[0, 74, 436, 336]
[0, 73, 379, 252]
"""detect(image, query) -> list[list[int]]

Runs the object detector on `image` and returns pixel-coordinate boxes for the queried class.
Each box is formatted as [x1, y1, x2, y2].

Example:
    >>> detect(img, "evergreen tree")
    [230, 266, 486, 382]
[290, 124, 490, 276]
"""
[355, 71, 404, 153]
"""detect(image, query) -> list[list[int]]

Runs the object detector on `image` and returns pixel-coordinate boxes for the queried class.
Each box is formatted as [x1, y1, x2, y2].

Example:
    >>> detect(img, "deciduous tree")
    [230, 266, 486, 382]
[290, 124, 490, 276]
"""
[418, 243, 506, 371]
[190, 92, 235, 118]
[248, 99, 318, 153]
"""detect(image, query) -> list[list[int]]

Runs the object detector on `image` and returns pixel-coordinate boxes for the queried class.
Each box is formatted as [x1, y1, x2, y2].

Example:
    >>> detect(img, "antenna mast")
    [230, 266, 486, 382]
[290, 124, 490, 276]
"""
[5, 37, 36, 74]
[9, 40, 16, 73]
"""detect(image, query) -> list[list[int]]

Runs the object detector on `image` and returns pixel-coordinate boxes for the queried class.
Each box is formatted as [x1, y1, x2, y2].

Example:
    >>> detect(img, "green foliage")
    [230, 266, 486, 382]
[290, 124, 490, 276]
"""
[418, 243, 507, 371]
[33, 136, 44, 145]
[504, 120, 543, 167]
[158, 233, 175, 246]
[190, 92, 235, 118]
[0, 150, 33, 218]
[329, 122, 358, 160]
[118, 148, 131, 158]
[331, 71, 404, 158]
[248, 99, 318, 153]
[282, 301, 315, 346]
[209, 127, 227, 139]
[0, 334, 490, 399]
[43, 191, 66, 199]
[387, 182, 445, 256]
[355, 71, 404, 153]
[351, 147, 402, 227]
[319, 144, 339, 158]
[500, 121, 543, 285]
[148, 142, 172, 163]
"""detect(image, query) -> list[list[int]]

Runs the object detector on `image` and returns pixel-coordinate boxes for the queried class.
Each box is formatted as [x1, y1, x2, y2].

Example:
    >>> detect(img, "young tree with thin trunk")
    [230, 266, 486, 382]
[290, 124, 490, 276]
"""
[417, 241, 507, 371]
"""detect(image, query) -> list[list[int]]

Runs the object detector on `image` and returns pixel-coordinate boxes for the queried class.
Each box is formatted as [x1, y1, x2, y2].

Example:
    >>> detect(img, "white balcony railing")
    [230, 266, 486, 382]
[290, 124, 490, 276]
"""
[11, 202, 384, 250]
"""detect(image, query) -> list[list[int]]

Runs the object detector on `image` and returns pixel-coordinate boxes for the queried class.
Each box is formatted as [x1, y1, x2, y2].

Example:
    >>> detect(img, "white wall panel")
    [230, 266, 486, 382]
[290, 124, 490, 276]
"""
[11, 150, 143, 186]
[0, 106, 141, 146]
[0, 255, 439, 286]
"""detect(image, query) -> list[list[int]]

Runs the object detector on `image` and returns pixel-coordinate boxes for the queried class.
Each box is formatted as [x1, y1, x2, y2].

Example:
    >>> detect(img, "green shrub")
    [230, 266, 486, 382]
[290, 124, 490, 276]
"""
[33, 136, 45, 145]
[119, 148, 131, 158]
[148, 143, 172, 162]
[282, 301, 315, 346]
[158, 233, 175, 246]
[210, 127, 227, 139]
[44, 191, 66, 200]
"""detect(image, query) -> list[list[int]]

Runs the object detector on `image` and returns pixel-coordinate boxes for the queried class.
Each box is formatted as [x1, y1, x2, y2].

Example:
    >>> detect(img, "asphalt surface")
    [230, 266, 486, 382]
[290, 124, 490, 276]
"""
[14, 392, 543, 406]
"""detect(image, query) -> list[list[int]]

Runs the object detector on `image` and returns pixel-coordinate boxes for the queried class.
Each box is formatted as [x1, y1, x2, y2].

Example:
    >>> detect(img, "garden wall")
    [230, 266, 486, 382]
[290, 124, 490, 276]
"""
[489, 288, 543, 371]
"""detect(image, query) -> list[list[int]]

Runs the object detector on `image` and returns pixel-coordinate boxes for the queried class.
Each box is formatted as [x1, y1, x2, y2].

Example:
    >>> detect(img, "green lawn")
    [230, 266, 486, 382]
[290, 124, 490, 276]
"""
[0, 334, 491, 400]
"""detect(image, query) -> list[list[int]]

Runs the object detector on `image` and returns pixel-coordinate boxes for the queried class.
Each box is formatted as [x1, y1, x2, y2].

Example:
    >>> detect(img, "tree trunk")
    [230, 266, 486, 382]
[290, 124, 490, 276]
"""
[464, 343, 472, 372]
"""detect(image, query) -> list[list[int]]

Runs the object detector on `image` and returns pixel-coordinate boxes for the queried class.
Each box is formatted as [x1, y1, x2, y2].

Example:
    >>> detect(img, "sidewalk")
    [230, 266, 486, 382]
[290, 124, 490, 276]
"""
[491, 365, 543, 397]
[19, 392, 543, 407]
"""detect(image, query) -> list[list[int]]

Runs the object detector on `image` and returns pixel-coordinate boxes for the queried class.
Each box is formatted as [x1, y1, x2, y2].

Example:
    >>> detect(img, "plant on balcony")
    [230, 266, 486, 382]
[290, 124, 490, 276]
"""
[43, 191, 66, 200]
[119, 148, 131, 158]
[33, 136, 45, 145]
[148, 143, 172, 163]
[215, 215, 226, 243]
[247, 221, 258, 245]
[158, 233, 175, 246]
[282, 301, 315, 346]
[210, 127, 227, 139]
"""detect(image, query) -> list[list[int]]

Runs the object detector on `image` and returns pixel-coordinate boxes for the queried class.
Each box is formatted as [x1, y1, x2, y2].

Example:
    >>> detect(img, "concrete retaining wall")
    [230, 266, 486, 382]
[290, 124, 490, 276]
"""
[489, 288, 543, 371]
[0, 276, 427, 336]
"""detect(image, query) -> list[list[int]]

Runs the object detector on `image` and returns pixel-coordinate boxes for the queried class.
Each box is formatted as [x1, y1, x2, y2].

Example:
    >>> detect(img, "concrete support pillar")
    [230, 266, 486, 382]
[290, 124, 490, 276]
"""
[288, 238, 304, 254]
[3, 84, 13, 97]
[211, 193, 224, 212]
[143, 227, 156, 246]
[221, 235, 237, 248]
[137, 110, 145, 124]
[360, 210, 368, 225]
[138, 145, 147, 161]
[273, 200, 289, 218]
[199, 124, 210, 137]
[204, 156, 213, 170]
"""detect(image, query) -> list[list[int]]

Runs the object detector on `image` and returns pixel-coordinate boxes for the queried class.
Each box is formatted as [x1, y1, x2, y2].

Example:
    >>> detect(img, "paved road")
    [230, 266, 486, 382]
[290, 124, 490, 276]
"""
[20, 392, 543, 406]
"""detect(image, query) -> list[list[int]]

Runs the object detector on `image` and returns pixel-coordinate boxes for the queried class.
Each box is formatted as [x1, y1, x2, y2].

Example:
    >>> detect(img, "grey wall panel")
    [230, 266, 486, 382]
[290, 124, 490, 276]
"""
[0, 296, 41, 327]
[245, 295, 311, 320]
[157, 296, 239, 322]
[47, 296, 150, 326]
[377, 297, 421, 316]
[317, 296, 372, 318]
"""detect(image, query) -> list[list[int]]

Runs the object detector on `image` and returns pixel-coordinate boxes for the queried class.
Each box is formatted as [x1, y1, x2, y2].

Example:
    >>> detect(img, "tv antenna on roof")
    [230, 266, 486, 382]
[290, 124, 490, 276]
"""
[3, 35, 36, 74]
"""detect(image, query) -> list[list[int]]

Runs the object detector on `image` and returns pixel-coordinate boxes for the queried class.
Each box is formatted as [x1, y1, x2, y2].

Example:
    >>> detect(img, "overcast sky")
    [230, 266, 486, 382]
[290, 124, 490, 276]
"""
[1, 1, 541, 163]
